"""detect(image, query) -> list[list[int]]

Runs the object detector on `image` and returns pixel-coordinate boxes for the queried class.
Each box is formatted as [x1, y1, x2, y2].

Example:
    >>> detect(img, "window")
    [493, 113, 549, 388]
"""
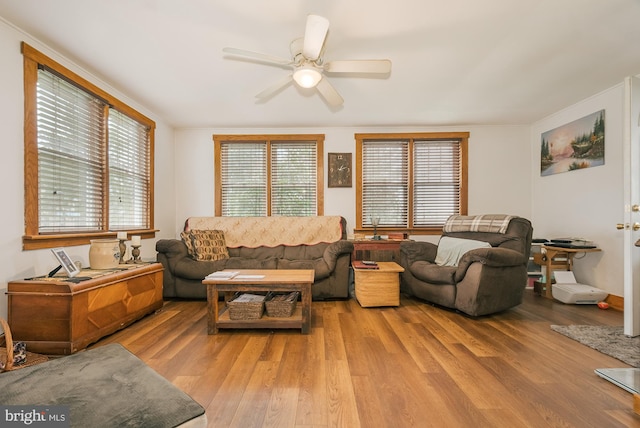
[213, 134, 324, 216]
[108, 110, 151, 229]
[22, 43, 155, 250]
[356, 132, 468, 234]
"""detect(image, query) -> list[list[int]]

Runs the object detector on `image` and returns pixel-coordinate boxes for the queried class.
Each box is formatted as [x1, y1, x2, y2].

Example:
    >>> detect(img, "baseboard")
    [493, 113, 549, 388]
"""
[605, 293, 624, 311]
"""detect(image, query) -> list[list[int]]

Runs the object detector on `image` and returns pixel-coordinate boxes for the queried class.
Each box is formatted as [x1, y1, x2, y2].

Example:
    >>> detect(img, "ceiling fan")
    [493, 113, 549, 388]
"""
[222, 14, 392, 107]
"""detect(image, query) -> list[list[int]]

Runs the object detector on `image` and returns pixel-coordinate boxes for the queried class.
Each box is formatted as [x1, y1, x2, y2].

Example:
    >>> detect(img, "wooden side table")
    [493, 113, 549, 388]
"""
[7, 263, 163, 354]
[352, 261, 404, 307]
[533, 245, 601, 299]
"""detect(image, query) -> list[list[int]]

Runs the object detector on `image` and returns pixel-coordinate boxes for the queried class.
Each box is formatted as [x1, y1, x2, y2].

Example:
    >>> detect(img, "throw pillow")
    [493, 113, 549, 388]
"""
[189, 230, 230, 261]
[435, 236, 491, 267]
[180, 231, 196, 258]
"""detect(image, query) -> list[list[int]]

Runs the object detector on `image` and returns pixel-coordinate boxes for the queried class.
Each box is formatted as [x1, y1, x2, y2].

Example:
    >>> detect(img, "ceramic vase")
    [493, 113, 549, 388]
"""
[89, 239, 121, 269]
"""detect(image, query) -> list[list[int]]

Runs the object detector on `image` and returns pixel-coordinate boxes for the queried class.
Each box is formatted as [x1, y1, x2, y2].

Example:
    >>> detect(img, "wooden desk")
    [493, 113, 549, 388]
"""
[7, 263, 164, 354]
[533, 245, 601, 299]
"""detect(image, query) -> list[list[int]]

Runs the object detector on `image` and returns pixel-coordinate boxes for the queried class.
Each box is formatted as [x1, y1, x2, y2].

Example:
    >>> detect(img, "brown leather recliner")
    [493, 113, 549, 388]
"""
[399, 215, 533, 316]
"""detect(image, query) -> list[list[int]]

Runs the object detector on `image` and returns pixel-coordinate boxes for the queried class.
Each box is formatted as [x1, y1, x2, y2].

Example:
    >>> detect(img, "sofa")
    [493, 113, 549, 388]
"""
[156, 216, 353, 300]
[399, 214, 533, 316]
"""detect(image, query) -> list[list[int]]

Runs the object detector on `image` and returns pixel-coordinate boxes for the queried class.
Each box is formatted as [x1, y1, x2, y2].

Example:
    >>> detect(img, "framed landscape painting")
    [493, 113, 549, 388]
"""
[540, 110, 605, 176]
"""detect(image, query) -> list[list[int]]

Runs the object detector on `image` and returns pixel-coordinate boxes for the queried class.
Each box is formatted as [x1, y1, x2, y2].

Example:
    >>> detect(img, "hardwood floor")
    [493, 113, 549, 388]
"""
[91, 290, 640, 427]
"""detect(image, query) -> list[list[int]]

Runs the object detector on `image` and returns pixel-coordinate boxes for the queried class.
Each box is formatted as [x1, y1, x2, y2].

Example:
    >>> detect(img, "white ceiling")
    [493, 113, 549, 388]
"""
[1, 0, 639, 129]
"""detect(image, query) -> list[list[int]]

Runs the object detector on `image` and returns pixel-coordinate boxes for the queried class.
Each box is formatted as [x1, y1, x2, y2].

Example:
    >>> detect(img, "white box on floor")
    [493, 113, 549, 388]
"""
[552, 271, 608, 304]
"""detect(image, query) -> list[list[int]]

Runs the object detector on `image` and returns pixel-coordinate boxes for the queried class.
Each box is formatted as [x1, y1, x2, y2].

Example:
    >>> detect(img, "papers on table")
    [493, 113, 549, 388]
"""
[205, 271, 266, 280]
[206, 271, 239, 279]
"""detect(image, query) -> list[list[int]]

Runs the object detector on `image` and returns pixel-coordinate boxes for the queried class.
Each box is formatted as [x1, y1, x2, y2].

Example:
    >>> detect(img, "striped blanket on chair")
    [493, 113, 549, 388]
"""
[443, 214, 514, 234]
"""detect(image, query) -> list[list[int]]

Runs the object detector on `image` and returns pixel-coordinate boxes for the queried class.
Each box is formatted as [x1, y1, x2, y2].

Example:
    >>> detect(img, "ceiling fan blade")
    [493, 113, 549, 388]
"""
[324, 59, 392, 74]
[316, 77, 344, 107]
[302, 15, 330, 60]
[223, 47, 292, 66]
[255, 74, 293, 99]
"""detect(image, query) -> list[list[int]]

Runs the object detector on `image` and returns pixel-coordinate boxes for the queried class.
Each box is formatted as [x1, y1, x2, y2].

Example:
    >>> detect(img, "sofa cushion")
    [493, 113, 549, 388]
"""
[174, 257, 229, 279]
[282, 243, 327, 260]
[435, 236, 491, 267]
[189, 230, 230, 261]
[278, 258, 332, 280]
[228, 246, 285, 260]
[225, 257, 278, 270]
[410, 261, 457, 284]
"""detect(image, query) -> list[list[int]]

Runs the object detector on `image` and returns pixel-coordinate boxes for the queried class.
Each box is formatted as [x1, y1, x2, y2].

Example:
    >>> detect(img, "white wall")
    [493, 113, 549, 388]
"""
[173, 125, 532, 239]
[0, 19, 176, 320]
[531, 85, 625, 297]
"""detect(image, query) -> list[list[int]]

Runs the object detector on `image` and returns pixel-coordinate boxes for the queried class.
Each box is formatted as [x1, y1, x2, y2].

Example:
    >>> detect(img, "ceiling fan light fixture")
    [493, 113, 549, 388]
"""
[293, 65, 322, 88]
[224, 14, 390, 107]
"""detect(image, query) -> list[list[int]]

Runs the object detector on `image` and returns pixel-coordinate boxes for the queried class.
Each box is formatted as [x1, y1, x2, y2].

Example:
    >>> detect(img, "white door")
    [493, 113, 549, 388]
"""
[622, 76, 640, 337]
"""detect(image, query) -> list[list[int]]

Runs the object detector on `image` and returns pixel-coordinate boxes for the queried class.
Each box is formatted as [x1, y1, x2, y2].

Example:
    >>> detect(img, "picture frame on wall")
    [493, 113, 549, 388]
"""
[328, 152, 352, 188]
[540, 109, 605, 176]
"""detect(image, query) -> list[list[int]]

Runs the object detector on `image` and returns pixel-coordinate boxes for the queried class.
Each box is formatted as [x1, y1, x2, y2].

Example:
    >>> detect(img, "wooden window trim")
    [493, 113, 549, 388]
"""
[22, 42, 156, 250]
[213, 134, 324, 217]
[355, 132, 468, 235]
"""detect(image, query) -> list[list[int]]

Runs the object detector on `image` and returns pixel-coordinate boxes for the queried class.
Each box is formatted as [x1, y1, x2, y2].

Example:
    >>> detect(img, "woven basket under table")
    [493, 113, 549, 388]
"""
[226, 293, 266, 320]
[265, 291, 299, 318]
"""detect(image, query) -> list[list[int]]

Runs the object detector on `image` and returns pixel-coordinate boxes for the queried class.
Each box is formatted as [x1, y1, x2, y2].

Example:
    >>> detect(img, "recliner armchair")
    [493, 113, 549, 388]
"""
[399, 215, 533, 316]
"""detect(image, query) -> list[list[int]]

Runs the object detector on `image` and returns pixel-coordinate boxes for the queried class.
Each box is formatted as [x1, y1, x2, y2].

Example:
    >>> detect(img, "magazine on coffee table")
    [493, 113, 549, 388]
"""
[206, 271, 239, 279]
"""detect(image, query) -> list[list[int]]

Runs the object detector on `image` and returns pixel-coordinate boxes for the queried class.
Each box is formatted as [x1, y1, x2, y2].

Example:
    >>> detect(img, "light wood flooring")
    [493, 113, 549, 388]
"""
[91, 290, 640, 427]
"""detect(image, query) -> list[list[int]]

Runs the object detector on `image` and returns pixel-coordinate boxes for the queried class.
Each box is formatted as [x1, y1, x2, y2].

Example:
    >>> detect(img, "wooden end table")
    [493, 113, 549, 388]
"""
[352, 261, 404, 307]
[203, 269, 314, 334]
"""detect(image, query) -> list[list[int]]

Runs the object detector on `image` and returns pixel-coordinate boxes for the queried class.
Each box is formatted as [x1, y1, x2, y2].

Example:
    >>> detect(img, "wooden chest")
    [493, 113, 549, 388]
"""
[7, 263, 163, 354]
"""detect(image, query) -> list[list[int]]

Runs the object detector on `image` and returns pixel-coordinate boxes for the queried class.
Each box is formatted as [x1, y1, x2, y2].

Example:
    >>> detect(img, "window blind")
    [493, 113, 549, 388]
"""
[23, 43, 156, 247]
[361, 141, 409, 227]
[37, 68, 107, 233]
[271, 141, 317, 216]
[413, 140, 461, 227]
[108, 109, 151, 230]
[220, 142, 268, 216]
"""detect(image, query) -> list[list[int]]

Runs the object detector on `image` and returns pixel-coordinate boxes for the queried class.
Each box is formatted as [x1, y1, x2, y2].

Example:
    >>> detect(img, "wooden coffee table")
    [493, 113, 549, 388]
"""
[352, 261, 404, 307]
[203, 269, 314, 334]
